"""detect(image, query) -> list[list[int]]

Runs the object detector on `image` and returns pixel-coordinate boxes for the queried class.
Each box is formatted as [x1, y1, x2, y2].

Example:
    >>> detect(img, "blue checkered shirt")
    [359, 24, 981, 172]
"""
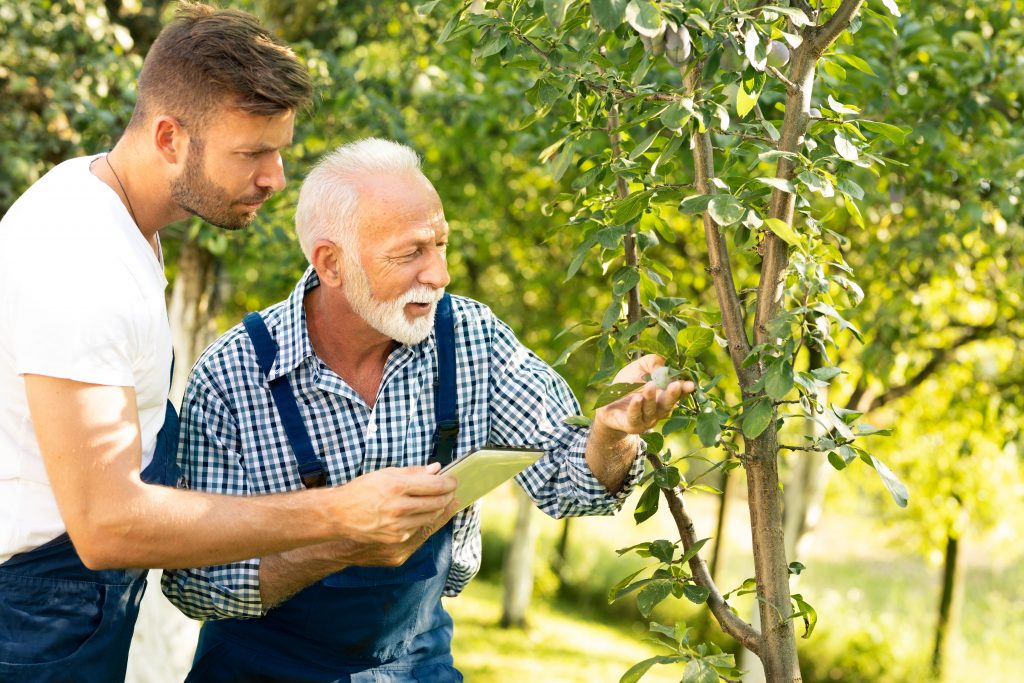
[161, 267, 643, 619]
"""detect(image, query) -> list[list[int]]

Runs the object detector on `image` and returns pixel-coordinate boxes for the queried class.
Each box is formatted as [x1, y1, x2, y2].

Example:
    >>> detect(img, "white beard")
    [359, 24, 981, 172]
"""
[343, 256, 444, 346]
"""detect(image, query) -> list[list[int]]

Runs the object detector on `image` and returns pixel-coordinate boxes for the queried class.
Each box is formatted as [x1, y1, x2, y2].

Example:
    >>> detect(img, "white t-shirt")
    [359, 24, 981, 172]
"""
[0, 155, 172, 563]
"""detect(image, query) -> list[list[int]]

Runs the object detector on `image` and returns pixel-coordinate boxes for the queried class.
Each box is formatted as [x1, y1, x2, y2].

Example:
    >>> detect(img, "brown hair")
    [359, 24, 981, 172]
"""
[128, 1, 312, 132]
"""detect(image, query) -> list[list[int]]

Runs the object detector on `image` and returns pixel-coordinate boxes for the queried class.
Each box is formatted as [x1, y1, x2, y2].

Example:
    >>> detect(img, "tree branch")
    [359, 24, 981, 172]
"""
[683, 67, 754, 383]
[846, 324, 998, 414]
[608, 103, 642, 330]
[646, 453, 762, 654]
[805, 0, 867, 56]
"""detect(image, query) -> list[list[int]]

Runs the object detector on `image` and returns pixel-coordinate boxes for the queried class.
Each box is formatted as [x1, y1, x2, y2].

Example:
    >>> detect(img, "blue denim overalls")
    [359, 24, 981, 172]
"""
[186, 295, 462, 683]
[0, 379, 182, 682]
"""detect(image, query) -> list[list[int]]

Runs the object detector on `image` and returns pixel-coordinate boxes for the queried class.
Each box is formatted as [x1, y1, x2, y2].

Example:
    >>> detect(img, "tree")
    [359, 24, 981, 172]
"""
[440, 1, 909, 680]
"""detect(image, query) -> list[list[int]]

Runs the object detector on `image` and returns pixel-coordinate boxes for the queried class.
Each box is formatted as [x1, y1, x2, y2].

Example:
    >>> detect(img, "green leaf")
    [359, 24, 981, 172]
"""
[473, 33, 509, 60]
[592, 0, 629, 31]
[653, 466, 680, 490]
[844, 193, 865, 228]
[765, 361, 794, 399]
[620, 655, 683, 683]
[414, 0, 442, 16]
[736, 81, 760, 118]
[551, 141, 576, 181]
[607, 567, 646, 603]
[660, 102, 691, 131]
[594, 381, 644, 408]
[708, 195, 746, 226]
[649, 539, 675, 563]
[682, 583, 711, 605]
[637, 579, 673, 617]
[860, 119, 910, 145]
[612, 267, 641, 296]
[791, 593, 818, 638]
[614, 192, 651, 224]
[677, 537, 710, 565]
[760, 5, 812, 27]
[741, 397, 773, 439]
[682, 658, 718, 683]
[634, 481, 661, 523]
[811, 366, 843, 381]
[837, 177, 865, 200]
[835, 52, 877, 76]
[678, 327, 715, 358]
[696, 411, 722, 447]
[628, 130, 661, 160]
[868, 454, 909, 507]
[625, 0, 664, 38]
[788, 561, 806, 575]
[757, 177, 796, 194]
[834, 132, 859, 161]
[663, 415, 693, 435]
[679, 194, 713, 215]
[544, 0, 571, 27]
[880, 0, 901, 17]
[764, 218, 801, 247]
[563, 415, 593, 427]
[435, 11, 462, 45]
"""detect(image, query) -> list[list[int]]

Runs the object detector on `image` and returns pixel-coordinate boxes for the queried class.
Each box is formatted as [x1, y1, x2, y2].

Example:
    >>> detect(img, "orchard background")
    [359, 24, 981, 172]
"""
[1, 1, 1021, 681]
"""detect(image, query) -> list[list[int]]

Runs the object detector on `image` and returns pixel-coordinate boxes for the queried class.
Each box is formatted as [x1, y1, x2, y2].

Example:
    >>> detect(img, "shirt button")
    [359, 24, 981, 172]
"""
[366, 421, 377, 436]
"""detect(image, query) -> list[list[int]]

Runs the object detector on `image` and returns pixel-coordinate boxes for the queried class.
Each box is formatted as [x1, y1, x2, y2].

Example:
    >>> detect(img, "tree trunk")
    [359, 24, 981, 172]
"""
[553, 517, 572, 589]
[167, 235, 221, 404]
[500, 486, 538, 628]
[709, 468, 731, 584]
[931, 516, 967, 679]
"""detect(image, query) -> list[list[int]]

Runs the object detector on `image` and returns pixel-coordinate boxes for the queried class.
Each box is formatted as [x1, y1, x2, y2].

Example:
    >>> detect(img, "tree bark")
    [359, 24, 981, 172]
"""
[500, 486, 539, 628]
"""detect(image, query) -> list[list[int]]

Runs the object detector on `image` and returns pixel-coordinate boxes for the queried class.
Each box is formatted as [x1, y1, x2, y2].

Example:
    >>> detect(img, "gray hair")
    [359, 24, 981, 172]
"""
[295, 138, 423, 261]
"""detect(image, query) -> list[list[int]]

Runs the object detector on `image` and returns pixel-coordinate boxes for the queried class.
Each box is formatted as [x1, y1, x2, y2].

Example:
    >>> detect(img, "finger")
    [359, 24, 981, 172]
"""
[640, 383, 658, 423]
[394, 491, 457, 517]
[402, 472, 458, 496]
[655, 381, 685, 415]
[626, 392, 646, 427]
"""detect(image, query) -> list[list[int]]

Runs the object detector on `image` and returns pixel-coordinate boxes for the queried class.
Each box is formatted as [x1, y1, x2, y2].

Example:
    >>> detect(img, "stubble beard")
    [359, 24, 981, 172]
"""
[170, 138, 270, 231]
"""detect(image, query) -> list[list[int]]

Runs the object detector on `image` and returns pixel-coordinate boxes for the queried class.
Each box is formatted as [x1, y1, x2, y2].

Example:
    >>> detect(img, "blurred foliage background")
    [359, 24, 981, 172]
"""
[1, 1, 1021, 681]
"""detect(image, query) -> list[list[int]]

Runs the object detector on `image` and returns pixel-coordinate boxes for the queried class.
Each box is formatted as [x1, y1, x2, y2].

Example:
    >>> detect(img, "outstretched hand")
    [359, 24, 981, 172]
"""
[594, 354, 695, 436]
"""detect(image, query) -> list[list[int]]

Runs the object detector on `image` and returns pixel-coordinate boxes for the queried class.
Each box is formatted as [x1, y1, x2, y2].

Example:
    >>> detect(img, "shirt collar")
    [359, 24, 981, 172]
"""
[267, 265, 319, 381]
[267, 265, 440, 381]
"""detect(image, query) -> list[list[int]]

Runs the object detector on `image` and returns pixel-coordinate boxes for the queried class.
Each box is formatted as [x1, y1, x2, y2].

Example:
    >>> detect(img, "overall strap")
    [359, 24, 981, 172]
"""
[430, 294, 458, 467]
[242, 313, 327, 489]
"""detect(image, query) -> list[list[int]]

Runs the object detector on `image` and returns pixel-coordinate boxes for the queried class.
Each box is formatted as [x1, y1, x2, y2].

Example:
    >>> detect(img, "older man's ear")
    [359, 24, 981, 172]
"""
[310, 239, 346, 288]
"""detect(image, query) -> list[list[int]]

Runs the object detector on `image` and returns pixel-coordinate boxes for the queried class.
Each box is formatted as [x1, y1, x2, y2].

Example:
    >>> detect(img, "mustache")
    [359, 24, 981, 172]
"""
[400, 285, 444, 305]
[236, 190, 273, 205]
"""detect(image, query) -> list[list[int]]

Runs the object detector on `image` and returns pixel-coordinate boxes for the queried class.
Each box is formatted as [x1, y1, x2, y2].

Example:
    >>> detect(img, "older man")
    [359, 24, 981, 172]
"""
[163, 138, 692, 682]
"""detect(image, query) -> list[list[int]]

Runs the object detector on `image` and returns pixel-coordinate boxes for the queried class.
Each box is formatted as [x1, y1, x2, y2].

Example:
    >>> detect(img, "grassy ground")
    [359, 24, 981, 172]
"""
[445, 477, 1024, 683]
[447, 579, 682, 683]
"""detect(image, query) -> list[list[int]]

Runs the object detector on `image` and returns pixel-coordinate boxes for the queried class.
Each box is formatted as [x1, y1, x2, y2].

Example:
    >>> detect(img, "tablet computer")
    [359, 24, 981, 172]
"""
[440, 446, 544, 513]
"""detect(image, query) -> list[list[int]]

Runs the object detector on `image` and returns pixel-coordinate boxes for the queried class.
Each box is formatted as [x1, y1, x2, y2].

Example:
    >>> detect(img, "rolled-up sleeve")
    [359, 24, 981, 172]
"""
[160, 369, 265, 620]
[486, 319, 644, 519]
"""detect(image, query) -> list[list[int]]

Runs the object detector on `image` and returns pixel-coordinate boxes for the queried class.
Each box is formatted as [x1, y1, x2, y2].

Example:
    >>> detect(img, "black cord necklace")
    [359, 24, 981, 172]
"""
[104, 154, 140, 227]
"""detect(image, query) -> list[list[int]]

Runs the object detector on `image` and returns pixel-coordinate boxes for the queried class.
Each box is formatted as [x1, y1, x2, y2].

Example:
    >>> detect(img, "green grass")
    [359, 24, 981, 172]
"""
[447, 579, 683, 683]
